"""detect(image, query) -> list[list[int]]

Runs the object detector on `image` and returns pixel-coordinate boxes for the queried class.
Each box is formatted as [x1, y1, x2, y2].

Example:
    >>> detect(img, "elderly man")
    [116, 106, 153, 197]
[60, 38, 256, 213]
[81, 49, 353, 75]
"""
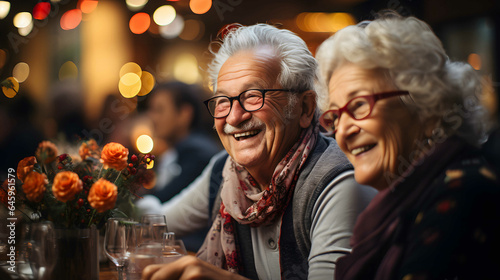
[142, 24, 376, 280]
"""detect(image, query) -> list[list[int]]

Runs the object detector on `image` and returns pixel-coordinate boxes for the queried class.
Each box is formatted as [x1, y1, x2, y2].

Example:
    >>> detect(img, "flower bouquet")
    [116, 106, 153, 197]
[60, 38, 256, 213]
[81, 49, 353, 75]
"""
[1, 139, 155, 279]
[8, 139, 155, 228]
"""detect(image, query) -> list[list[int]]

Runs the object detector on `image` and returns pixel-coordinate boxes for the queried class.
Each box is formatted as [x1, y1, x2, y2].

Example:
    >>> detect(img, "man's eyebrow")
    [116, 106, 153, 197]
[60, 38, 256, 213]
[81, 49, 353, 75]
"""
[213, 91, 227, 97]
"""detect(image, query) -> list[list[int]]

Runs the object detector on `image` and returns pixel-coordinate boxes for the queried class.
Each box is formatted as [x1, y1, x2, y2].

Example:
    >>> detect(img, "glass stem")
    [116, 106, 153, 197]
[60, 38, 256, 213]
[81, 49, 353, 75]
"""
[117, 265, 125, 280]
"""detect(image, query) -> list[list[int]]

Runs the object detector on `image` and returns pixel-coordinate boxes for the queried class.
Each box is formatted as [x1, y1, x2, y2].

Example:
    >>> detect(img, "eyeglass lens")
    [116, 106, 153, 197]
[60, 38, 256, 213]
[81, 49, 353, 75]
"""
[207, 90, 264, 118]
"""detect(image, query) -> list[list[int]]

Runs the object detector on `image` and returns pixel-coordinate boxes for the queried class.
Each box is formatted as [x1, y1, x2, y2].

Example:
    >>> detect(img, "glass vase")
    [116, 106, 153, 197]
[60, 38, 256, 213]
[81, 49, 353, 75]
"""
[53, 225, 99, 280]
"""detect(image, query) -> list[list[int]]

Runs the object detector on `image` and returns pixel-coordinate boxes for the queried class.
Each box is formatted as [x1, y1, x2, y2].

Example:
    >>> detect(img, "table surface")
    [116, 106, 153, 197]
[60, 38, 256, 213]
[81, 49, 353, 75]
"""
[99, 251, 196, 279]
[100, 262, 120, 280]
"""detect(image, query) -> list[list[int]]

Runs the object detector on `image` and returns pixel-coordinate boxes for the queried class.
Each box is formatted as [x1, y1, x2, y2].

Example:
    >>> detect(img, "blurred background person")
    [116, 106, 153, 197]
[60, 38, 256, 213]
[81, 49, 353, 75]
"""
[316, 11, 500, 279]
[138, 81, 221, 251]
[143, 81, 221, 202]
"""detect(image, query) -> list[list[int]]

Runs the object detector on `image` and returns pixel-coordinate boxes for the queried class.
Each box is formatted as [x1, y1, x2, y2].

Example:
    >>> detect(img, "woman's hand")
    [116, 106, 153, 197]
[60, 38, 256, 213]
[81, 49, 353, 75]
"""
[141, 255, 249, 280]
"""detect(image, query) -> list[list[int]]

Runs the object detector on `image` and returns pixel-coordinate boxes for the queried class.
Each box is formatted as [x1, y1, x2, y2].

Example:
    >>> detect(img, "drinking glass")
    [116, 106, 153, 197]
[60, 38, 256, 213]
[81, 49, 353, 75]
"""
[19, 221, 57, 280]
[103, 218, 137, 280]
[161, 232, 187, 264]
[138, 214, 167, 246]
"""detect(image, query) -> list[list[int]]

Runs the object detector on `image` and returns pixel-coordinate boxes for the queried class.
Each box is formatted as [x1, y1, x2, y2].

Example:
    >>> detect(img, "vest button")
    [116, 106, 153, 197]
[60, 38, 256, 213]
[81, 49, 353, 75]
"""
[268, 238, 277, 249]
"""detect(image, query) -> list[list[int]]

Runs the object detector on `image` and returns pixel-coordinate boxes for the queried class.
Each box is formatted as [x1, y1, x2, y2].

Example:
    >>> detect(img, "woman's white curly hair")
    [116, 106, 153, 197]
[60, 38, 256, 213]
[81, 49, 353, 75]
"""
[316, 12, 489, 145]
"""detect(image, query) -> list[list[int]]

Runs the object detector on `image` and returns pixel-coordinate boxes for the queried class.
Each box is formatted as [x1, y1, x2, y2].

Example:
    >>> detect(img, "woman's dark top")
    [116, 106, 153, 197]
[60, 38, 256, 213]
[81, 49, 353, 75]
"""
[336, 136, 500, 280]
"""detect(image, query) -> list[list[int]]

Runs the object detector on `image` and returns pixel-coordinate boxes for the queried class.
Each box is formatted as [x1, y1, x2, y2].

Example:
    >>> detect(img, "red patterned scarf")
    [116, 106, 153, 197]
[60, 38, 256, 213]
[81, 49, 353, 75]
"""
[197, 124, 318, 273]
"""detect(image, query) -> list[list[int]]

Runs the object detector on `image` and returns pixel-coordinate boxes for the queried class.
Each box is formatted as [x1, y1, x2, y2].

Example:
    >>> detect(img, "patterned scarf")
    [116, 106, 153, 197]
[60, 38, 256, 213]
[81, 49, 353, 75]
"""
[197, 124, 318, 273]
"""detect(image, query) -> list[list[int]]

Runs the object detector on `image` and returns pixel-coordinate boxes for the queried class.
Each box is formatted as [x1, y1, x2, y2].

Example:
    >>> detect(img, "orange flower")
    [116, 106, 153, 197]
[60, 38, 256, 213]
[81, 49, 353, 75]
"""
[100, 142, 129, 171]
[79, 139, 101, 161]
[22, 172, 48, 202]
[52, 171, 83, 202]
[17, 156, 37, 183]
[36, 141, 59, 164]
[88, 178, 118, 213]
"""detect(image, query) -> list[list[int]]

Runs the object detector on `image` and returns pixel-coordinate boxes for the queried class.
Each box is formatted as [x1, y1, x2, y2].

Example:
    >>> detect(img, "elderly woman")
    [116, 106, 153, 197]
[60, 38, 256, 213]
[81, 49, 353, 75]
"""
[316, 12, 500, 280]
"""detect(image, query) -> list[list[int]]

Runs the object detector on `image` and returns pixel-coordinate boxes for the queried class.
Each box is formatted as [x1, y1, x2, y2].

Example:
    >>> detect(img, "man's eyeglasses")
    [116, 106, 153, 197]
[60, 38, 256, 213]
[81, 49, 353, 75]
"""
[319, 90, 410, 135]
[204, 89, 291, 119]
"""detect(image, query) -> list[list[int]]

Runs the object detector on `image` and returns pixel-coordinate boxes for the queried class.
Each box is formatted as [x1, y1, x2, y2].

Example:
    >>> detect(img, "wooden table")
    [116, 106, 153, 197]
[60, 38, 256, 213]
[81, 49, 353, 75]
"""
[99, 262, 120, 280]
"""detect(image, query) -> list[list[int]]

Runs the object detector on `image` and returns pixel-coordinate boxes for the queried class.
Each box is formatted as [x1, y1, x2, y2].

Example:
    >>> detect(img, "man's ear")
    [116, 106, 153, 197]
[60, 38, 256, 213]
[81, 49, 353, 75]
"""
[299, 90, 316, 128]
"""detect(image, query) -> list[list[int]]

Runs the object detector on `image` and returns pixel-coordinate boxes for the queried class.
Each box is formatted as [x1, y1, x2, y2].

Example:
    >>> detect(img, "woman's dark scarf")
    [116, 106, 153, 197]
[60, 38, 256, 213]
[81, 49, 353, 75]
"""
[335, 136, 468, 279]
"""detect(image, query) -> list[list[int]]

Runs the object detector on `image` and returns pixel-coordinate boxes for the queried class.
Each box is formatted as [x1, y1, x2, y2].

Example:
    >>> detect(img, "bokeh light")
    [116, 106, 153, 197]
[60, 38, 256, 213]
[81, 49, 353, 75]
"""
[18, 21, 34, 36]
[60, 9, 82, 30]
[138, 71, 155, 96]
[296, 12, 356, 32]
[126, 0, 148, 12]
[0, 49, 7, 69]
[153, 5, 176, 26]
[0, 1, 10, 20]
[129, 12, 150, 34]
[33, 2, 50, 20]
[119, 72, 142, 98]
[148, 21, 160, 35]
[78, 0, 98, 14]
[59, 61, 79, 80]
[159, 15, 184, 39]
[136, 134, 154, 153]
[179, 19, 204, 41]
[2, 77, 19, 98]
[189, 0, 212, 15]
[120, 62, 142, 78]
[173, 53, 199, 84]
[13, 62, 29, 83]
[13, 12, 32, 28]
[468, 53, 482, 70]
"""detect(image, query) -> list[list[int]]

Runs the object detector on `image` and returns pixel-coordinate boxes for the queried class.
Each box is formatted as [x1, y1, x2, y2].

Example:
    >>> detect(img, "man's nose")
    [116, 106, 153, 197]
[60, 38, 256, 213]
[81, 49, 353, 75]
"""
[225, 100, 252, 125]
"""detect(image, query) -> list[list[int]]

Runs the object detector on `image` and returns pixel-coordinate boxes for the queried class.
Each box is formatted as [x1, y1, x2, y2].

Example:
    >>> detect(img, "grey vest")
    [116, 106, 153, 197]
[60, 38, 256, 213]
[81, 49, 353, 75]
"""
[209, 134, 352, 279]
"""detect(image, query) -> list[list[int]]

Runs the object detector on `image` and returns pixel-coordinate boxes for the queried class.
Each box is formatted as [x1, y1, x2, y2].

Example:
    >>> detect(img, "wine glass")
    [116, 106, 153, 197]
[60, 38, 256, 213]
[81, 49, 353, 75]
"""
[15, 222, 55, 280]
[18, 221, 57, 280]
[161, 232, 187, 264]
[138, 214, 167, 247]
[28, 221, 57, 280]
[103, 218, 137, 280]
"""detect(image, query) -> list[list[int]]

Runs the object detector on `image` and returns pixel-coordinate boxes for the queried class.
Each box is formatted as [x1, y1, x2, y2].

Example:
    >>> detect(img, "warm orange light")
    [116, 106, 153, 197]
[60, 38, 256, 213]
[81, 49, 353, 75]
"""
[60, 9, 82, 30]
[189, 0, 212, 15]
[0, 1, 10, 20]
[119, 73, 142, 98]
[2, 77, 19, 98]
[13, 12, 32, 28]
[78, 0, 98, 14]
[136, 134, 154, 154]
[33, 2, 50, 20]
[295, 12, 356, 32]
[138, 71, 155, 96]
[468, 53, 482, 70]
[126, 0, 148, 12]
[120, 62, 142, 78]
[129, 12, 150, 34]
[153, 5, 175, 26]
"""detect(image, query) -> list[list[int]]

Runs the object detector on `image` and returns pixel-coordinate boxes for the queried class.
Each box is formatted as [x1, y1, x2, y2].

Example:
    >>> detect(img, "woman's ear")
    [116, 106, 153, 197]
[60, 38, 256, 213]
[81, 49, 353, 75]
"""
[299, 90, 317, 128]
